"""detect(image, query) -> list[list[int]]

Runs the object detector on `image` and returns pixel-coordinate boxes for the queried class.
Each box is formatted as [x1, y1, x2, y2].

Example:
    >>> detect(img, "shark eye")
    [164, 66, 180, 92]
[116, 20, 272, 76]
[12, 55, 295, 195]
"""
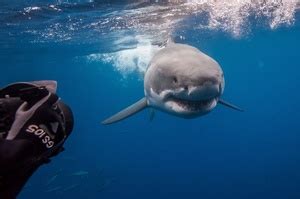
[173, 77, 178, 83]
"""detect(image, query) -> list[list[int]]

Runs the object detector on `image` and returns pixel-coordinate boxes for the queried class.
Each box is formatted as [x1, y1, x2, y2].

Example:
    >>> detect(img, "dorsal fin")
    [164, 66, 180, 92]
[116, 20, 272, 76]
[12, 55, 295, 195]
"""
[166, 38, 175, 46]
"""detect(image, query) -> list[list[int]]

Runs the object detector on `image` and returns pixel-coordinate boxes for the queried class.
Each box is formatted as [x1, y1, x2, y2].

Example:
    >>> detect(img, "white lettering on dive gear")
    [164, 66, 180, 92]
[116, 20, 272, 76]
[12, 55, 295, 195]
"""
[26, 124, 54, 148]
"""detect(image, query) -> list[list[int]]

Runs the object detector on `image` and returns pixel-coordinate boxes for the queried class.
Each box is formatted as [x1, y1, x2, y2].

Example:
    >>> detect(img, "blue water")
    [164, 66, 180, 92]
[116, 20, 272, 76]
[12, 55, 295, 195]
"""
[1, 1, 300, 198]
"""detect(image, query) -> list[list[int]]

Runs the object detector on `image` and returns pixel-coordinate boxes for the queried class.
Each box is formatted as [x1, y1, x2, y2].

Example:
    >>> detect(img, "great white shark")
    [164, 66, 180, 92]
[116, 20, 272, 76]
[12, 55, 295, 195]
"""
[102, 42, 242, 125]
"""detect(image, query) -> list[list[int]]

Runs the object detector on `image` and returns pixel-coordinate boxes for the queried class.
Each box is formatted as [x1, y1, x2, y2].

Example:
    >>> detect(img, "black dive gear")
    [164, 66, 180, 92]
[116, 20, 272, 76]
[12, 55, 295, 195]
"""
[0, 81, 74, 199]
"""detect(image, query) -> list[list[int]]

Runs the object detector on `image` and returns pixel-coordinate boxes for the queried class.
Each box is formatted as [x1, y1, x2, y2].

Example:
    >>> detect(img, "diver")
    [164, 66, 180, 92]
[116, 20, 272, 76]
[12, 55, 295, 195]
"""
[0, 81, 74, 199]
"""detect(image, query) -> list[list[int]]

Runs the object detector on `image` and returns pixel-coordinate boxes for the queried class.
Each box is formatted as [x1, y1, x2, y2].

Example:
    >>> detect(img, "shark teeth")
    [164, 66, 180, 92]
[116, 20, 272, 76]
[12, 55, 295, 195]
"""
[170, 97, 215, 111]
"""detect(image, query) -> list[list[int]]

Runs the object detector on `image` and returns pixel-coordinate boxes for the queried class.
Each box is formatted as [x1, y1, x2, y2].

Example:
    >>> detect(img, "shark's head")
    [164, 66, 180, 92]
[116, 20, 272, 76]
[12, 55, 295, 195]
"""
[144, 43, 224, 118]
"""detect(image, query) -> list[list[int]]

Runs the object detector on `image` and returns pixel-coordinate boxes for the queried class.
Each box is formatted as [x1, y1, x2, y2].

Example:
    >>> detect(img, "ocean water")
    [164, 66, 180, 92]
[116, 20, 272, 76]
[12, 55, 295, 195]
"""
[1, 0, 300, 198]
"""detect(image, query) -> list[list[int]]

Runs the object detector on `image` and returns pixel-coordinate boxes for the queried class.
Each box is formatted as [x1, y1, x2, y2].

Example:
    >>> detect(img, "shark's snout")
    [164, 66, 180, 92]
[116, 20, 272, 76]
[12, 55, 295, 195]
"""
[175, 80, 221, 102]
[191, 82, 220, 98]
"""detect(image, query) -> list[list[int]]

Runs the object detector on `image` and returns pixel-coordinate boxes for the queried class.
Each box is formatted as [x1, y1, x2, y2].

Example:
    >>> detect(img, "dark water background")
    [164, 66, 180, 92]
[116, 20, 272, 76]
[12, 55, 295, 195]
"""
[1, 1, 300, 198]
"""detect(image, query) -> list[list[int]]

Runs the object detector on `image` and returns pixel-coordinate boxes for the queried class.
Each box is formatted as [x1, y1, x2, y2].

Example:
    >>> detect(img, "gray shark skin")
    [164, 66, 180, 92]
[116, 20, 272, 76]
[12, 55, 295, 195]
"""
[102, 42, 242, 125]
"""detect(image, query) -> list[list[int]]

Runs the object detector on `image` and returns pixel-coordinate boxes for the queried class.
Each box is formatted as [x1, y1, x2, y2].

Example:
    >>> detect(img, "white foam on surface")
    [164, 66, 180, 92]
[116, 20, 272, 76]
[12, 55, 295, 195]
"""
[86, 36, 162, 77]
[129, 0, 299, 37]
[190, 0, 299, 36]
[23, 6, 41, 13]
[18, 0, 299, 44]
[17, 1, 298, 76]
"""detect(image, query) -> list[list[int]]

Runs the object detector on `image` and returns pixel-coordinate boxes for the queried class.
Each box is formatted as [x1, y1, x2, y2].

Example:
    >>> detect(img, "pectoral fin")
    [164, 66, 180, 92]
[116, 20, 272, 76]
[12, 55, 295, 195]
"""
[102, 97, 148, 125]
[218, 99, 244, 112]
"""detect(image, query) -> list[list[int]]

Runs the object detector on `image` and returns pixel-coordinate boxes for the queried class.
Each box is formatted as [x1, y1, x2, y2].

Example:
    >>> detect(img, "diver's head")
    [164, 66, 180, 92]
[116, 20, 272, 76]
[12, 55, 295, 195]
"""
[0, 81, 74, 148]
[0, 81, 74, 198]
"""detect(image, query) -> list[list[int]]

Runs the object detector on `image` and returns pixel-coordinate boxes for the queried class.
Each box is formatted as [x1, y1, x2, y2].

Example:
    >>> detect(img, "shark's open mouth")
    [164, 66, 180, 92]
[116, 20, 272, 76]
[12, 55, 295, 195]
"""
[169, 97, 216, 112]
[147, 87, 220, 115]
